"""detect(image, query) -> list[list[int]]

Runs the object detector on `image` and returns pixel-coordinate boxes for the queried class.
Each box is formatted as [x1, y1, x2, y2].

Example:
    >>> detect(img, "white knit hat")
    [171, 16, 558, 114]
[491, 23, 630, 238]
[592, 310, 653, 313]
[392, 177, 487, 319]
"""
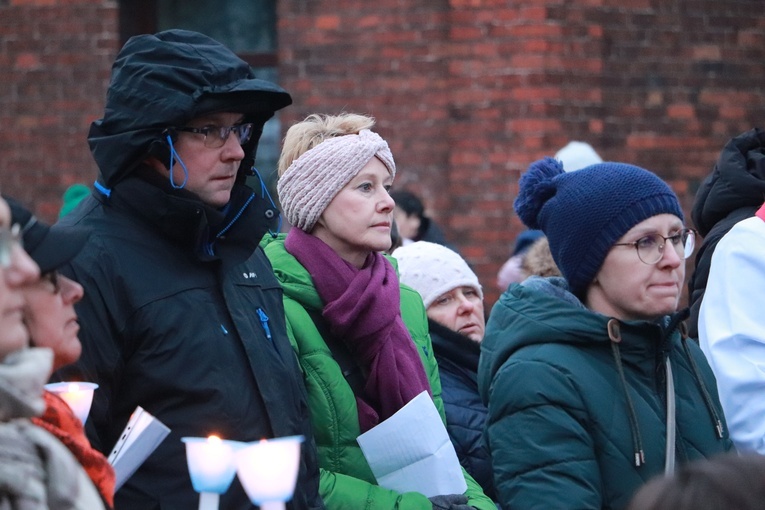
[393, 241, 482, 308]
[554, 141, 603, 172]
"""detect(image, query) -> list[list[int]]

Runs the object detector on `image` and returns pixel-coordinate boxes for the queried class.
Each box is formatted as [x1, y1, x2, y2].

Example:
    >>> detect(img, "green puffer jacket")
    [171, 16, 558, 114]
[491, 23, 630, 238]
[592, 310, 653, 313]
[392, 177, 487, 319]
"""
[478, 277, 734, 510]
[263, 235, 495, 510]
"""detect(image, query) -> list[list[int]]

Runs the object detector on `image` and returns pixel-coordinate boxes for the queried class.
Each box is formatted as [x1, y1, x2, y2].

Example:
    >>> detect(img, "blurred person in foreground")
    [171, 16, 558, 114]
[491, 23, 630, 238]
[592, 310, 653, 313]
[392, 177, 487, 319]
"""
[0, 194, 106, 509]
[627, 453, 765, 510]
[55, 29, 323, 509]
[7, 196, 116, 508]
[263, 112, 494, 509]
[394, 241, 496, 502]
[479, 157, 733, 509]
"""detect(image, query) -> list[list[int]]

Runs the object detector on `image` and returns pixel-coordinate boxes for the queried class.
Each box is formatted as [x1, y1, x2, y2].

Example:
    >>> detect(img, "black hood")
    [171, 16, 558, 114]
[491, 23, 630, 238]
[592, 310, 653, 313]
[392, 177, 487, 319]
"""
[691, 128, 765, 236]
[89, 29, 292, 188]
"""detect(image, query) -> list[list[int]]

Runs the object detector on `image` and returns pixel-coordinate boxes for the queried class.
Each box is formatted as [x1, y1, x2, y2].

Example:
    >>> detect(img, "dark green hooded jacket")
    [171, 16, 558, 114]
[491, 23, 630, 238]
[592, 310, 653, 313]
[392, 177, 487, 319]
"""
[478, 277, 733, 510]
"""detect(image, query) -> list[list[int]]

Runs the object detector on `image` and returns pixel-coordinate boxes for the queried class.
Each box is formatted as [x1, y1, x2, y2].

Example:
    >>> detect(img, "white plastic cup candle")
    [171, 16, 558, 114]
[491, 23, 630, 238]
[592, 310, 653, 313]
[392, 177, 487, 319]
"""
[44, 382, 98, 424]
[182, 435, 238, 494]
[235, 435, 304, 508]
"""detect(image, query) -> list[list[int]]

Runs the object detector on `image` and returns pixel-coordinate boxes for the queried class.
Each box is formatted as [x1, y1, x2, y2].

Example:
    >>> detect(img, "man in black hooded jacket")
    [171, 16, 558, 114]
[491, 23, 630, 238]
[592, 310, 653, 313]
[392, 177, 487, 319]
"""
[687, 128, 765, 338]
[55, 30, 324, 510]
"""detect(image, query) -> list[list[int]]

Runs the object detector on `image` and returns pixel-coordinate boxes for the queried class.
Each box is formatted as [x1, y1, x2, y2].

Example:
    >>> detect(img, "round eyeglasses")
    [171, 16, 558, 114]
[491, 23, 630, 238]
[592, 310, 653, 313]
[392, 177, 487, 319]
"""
[176, 123, 254, 149]
[0, 224, 22, 269]
[612, 228, 696, 265]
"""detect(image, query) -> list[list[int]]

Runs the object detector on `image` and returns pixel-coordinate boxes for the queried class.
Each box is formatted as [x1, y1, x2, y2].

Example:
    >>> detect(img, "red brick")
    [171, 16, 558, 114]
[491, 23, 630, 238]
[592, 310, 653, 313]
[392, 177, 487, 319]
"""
[2, 0, 765, 310]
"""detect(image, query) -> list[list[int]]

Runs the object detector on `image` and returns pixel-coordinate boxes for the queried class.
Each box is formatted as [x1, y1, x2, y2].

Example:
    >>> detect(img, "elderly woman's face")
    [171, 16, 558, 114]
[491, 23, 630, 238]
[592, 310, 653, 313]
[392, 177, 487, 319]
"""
[586, 214, 686, 321]
[427, 286, 486, 342]
[22, 272, 84, 370]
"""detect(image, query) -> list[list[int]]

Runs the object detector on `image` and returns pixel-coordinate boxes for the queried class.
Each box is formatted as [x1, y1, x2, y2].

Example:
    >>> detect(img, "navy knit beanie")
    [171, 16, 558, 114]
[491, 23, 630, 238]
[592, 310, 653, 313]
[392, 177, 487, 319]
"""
[514, 157, 684, 297]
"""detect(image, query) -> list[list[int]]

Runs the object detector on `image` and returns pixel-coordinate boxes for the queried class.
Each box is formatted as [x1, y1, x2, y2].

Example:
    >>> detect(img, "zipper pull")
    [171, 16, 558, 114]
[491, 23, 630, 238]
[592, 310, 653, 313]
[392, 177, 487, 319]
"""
[257, 308, 272, 342]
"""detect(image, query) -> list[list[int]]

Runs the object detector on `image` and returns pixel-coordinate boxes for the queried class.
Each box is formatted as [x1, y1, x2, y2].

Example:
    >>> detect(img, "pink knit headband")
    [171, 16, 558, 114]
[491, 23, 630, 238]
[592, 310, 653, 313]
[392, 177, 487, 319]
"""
[277, 129, 396, 232]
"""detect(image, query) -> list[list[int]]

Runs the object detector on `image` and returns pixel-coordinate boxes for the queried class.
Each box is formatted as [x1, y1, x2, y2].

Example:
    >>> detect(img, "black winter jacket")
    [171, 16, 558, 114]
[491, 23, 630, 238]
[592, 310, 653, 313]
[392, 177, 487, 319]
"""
[688, 128, 765, 338]
[429, 320, 496, 502]
[57, 175, 323, 510]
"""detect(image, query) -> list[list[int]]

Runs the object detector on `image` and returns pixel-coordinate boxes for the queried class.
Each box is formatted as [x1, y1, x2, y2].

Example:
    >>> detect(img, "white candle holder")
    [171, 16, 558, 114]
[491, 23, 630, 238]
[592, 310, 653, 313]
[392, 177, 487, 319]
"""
[44, 382, 98, 424]
[182, 436, 243, 510]
[235, 435, 304, 510]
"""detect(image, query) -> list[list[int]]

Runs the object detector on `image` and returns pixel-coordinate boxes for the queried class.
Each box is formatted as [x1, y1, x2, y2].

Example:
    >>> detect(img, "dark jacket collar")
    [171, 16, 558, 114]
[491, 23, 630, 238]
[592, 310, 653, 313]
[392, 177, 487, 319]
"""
[428, 319, 481, 372]
[105, 169, 275, 263]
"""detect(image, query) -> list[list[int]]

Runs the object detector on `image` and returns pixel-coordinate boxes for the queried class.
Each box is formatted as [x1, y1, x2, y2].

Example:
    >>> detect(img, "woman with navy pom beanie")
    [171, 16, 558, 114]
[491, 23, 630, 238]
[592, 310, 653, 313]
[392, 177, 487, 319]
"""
[478, 157, 734, 509]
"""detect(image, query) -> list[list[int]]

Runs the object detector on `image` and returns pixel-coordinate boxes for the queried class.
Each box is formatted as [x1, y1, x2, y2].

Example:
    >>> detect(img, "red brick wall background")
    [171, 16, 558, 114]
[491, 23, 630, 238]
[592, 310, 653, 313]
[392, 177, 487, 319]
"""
[278, 0, 765, 307]
[2, 0, 764, 308]
[0, 0, 118, 219]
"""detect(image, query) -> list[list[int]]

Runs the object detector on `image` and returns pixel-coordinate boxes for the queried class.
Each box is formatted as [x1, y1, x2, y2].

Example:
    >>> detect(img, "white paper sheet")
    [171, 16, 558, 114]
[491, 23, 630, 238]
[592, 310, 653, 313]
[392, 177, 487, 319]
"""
[356, 391, 467, 498]
[108, 406, 170, 490]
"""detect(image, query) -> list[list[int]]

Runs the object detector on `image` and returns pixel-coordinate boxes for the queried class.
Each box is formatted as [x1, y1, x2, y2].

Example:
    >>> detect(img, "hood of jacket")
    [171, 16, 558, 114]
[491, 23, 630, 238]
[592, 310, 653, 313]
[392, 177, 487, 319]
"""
[479, 276, 681, 403]
[429, 319, 481, 373]
[692, 128, 765, 236]
[89, 29, 292, 188]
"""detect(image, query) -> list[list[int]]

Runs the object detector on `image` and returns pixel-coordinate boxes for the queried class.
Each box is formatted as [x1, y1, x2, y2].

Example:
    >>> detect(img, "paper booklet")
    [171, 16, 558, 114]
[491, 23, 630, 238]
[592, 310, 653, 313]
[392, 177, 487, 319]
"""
[356, 390, 467, 498]
[107, 406, 171, 491]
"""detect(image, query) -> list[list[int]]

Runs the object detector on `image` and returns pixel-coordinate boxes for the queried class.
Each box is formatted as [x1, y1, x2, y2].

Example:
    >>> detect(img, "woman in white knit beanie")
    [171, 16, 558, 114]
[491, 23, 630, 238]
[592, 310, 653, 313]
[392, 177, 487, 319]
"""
[393, 241, 485, 343]
[392, 241, 496, 502]
[262, 113, 493, 510]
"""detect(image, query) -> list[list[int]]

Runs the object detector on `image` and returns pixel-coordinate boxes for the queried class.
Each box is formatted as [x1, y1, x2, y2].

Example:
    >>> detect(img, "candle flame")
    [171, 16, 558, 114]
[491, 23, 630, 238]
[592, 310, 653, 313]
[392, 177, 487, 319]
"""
[67, 383, 79, 392]
[208, 435, 222, 443]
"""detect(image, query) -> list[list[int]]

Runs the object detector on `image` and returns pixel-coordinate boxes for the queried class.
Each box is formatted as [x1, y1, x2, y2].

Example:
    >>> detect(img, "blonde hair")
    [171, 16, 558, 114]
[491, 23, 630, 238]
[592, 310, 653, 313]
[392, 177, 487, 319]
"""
[278, 113, 376, 176]
[521, 237, 562, 278]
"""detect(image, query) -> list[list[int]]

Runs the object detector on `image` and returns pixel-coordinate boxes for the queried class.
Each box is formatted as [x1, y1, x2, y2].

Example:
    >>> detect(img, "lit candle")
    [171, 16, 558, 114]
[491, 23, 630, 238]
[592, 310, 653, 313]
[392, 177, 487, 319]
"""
[182, 436, 237, 499]
[44, 382, 98, 424]
[235, 435, 304, 509]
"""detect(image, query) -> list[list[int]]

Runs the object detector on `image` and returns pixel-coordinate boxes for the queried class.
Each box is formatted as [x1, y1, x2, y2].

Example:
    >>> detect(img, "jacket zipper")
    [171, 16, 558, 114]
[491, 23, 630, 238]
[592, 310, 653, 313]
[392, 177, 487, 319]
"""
[257, 308, 272, 342]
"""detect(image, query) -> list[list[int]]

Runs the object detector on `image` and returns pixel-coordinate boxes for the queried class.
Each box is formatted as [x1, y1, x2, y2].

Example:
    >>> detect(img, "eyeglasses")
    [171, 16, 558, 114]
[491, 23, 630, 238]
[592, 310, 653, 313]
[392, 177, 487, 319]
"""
[175, 123, 254, 148]
[613, 228, 696, 265]
[0, 224, 22, 269]
[41, 270, 61, 294]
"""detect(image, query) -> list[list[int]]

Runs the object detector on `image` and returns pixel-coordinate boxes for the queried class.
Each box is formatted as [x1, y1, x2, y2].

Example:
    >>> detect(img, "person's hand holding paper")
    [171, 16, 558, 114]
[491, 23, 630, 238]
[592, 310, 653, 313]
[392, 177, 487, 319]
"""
[356, 391, 468, 499]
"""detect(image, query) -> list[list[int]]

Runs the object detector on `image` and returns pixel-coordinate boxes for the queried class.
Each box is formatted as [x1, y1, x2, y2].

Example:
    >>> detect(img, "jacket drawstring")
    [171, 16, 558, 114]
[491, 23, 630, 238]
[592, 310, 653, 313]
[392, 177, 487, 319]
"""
[608, 319, 645, 467]
[681, 335, 725, 439]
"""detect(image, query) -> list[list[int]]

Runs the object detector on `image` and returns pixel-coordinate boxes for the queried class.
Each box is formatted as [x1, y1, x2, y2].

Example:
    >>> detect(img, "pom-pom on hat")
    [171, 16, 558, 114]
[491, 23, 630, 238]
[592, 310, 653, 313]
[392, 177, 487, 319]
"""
[514, 157, 684, 297]
[393, 241, 482, 308]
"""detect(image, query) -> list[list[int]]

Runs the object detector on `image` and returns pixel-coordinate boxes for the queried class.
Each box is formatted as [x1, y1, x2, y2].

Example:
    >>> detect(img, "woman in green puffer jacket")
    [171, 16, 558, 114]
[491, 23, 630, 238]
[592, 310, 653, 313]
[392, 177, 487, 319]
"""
[479, 158, 734, 510]
[263, 113, 494, 510]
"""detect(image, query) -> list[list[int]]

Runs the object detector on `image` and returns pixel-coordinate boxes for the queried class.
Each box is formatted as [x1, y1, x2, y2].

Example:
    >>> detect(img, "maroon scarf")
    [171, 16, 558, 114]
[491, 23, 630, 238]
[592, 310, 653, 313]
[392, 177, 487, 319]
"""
[285, 227, 432, 431]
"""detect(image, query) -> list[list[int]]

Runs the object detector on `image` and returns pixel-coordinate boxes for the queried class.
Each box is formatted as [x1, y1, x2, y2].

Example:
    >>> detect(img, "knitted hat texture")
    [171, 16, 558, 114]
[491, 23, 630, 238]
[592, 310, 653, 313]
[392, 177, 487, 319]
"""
[277, 129, 395, 232]
[514, 157, 684, 296]
[393, 241, 483, 308]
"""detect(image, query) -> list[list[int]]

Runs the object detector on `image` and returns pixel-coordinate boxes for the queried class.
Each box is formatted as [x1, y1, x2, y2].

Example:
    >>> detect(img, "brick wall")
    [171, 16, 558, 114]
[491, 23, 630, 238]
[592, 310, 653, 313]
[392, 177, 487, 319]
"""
[278, 0, 765, 307]
[1, 0, 764, 308]
[0, 0, 118, 219]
